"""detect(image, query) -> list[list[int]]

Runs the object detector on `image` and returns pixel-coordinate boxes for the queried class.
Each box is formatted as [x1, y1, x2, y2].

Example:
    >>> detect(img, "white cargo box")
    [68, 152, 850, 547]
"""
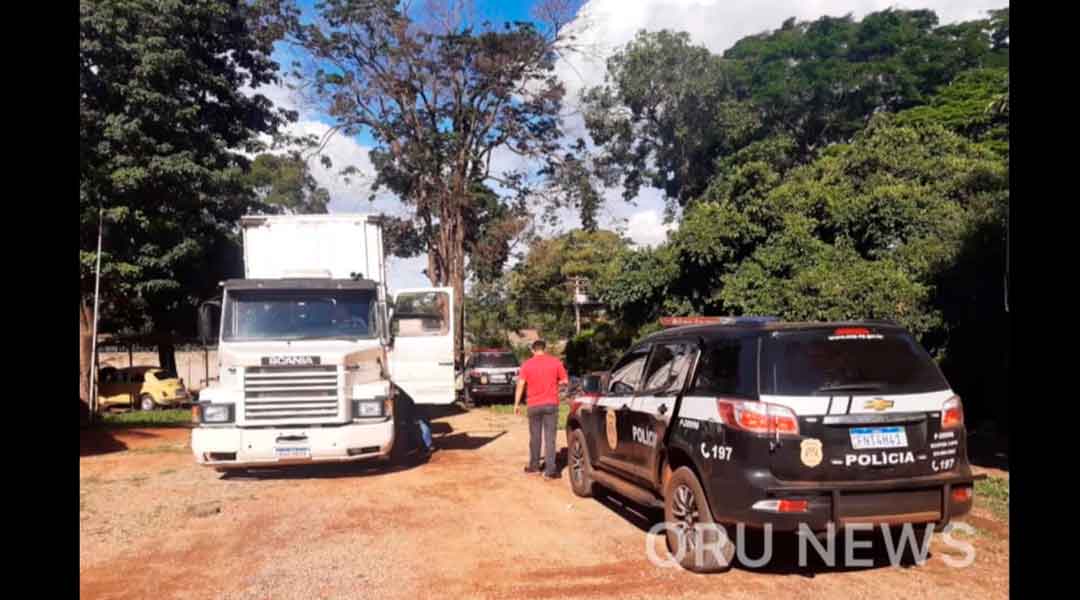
[240, 214, 385, 283]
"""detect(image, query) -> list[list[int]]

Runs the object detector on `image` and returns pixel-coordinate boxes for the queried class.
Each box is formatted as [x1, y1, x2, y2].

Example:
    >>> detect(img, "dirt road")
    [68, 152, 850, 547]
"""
[80, 408, 1009, 600]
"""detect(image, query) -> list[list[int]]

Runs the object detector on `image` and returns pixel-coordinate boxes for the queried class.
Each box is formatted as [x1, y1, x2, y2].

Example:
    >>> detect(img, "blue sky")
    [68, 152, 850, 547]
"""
[259, 0, 1008, 291]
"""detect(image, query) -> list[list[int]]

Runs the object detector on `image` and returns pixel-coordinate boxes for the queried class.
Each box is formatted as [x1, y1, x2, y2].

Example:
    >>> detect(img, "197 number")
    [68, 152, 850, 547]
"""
[700, 443, 732, 461]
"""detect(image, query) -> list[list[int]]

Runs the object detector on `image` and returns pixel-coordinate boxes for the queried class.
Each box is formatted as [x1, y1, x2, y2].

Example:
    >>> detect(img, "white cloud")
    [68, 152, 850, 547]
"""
[624, 208, 676, 248]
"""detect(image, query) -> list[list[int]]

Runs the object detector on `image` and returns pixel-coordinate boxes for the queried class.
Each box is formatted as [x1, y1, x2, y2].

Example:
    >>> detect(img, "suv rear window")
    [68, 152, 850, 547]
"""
[761, 329, 948, 396]
[472, 353, 518, 368]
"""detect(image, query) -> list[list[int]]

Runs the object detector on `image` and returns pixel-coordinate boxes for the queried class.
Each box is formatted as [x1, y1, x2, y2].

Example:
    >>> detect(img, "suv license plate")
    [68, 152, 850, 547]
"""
[850, 427, 908, 449]
[275, 446, 311, 459]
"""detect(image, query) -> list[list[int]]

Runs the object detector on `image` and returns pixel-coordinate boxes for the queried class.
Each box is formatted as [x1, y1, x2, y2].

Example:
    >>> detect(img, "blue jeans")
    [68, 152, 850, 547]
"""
[417, 417, 432, 451]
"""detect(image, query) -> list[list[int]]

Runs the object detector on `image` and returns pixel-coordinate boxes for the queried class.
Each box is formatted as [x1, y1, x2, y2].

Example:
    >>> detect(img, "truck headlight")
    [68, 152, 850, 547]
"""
[352, 397, 386, 418]
[200, 403, 234, 424]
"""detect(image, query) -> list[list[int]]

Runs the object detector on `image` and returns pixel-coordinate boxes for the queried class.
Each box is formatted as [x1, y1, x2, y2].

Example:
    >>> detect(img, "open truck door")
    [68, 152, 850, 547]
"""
[389, 287, 456, 405]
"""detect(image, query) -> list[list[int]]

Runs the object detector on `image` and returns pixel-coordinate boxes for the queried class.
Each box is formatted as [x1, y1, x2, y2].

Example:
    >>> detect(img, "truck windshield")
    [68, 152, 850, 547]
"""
[761, 329, 949, 396]
[222, 290, 377, 341]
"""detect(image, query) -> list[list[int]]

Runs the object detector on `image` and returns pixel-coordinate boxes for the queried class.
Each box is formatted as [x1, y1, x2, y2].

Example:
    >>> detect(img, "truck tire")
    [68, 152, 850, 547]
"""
[663, 466, 734, 573]
[139, 394, 156, 411]
[567, 428, 594, 498]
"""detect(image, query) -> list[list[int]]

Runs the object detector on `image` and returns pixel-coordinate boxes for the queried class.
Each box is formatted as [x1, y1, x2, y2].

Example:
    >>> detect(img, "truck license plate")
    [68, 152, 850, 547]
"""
[275, 446, 311, 459]
[850, 427, 908, 449]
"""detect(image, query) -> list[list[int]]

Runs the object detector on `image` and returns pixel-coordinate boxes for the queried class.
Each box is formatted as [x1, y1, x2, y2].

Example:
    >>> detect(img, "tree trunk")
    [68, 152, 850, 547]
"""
[157, 336, 178, 374]
[433, 188, 468, 368]
[452, 203, 466, 368]
[79, 299, 93, 406]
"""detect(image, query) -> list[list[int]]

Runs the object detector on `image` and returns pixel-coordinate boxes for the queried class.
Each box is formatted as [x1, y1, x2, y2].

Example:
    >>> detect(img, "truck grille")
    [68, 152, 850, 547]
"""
[243, 365, 341, 423]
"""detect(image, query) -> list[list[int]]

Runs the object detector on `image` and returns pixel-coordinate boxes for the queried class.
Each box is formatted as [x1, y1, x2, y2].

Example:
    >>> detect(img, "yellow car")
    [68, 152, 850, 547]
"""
[98, 366, 191, 411]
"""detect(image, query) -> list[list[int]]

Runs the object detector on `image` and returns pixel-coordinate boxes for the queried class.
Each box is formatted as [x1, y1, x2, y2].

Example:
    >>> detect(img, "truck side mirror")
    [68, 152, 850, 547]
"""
[198, 301, 221, 346]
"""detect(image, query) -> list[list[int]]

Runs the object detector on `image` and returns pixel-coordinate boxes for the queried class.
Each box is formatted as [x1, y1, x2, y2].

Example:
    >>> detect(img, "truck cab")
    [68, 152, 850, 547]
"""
[191, 215, 455, 471]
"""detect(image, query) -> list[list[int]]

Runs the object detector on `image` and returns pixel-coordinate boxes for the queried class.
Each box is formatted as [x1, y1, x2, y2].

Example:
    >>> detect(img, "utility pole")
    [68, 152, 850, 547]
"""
[573, 277, 581, 335]
[89, 206, 104, 422]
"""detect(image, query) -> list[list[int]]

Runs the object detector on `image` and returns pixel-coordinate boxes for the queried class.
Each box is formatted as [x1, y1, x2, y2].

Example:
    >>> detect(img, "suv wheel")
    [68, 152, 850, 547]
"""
[139, 394, 156, 411]
[568, 428, 594, 497]
[663, 466, 733, 573]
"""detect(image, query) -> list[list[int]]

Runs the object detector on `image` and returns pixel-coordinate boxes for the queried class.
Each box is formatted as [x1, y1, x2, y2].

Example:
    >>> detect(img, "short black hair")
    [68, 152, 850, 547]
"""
[531, 340, 546, 351]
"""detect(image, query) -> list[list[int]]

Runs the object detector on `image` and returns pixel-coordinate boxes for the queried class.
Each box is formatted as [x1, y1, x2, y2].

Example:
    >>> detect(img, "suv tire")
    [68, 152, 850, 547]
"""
[663, 466, 734, 573]
[567, 428, 594, 498]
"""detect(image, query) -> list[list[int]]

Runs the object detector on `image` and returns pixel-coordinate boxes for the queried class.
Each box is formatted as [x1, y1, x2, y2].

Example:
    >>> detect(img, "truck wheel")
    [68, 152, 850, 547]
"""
[663, 466, 733, 573]
[139, 394, 156, 411]
[568, 428, 594, 498]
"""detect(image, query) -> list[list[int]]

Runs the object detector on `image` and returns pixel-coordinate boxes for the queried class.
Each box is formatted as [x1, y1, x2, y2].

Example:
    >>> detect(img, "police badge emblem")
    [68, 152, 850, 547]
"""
[800, 438, 823, 468]
[606, 409, 618, 451]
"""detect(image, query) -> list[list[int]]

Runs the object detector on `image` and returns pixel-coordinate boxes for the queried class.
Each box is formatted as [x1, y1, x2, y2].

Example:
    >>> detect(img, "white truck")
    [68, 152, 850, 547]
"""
[191, 214, 456, 471]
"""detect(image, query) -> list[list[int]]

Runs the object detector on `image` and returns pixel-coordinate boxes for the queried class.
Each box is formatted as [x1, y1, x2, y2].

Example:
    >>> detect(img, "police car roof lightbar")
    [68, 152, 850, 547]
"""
[659, 316, 779, 328]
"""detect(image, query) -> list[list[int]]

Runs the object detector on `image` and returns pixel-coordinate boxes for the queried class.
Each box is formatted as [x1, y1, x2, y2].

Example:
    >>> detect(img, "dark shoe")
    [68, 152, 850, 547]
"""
[543, 471, 560, 480]
[524, 465, 541, 474]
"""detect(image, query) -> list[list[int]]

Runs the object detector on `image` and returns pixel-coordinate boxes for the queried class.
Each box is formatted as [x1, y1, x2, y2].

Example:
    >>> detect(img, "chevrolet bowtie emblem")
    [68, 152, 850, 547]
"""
[864, 398, 894, 411]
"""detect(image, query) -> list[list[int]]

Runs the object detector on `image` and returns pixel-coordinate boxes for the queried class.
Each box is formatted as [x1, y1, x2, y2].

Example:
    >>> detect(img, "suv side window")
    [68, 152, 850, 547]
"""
[690, 337, 756, 398]
[608, 345, 651, 395]
[642, 342, 697, 395]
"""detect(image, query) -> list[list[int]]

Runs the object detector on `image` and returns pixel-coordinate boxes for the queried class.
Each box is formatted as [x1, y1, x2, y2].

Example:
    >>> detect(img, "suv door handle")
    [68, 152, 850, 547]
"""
[658, 404, 668, 415]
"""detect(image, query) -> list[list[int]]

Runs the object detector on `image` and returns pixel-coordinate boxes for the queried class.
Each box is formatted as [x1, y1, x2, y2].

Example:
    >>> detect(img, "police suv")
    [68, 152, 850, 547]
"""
[565, 317, 982, 572]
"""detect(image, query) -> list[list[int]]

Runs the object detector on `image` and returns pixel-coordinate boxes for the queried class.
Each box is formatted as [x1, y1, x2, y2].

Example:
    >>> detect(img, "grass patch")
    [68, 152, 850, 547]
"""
[486, 402, 570, 429]
[99, 409, 192, 429]
[976, 476, 1009, 521]
[128, 444, 189, 455]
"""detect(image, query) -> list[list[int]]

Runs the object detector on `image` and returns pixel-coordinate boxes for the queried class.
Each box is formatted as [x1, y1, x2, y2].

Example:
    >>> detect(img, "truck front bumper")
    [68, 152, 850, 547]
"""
[191, 419, 394, 469]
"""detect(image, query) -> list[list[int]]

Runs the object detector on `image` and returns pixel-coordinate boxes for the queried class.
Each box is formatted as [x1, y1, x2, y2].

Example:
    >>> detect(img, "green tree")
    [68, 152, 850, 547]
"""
[509, 229, 629, 340]
[581, 29, 759, 208]
[597, 118, 1006, 342]
[464, 278, 524, 349]
[80, 0, 292, 402]
[720, 117, 1004, 340]
[582, 9, 1009, 209]
[894, 67, 1009, 155]
[244, 153, 331, 213]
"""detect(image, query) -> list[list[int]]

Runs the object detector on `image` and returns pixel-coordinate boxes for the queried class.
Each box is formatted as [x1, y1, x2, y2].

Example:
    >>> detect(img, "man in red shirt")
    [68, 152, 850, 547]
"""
[514, 340, 568, 479]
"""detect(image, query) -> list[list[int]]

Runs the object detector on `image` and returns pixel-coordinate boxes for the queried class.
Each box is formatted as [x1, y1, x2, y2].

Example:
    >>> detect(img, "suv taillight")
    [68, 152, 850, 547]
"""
[716, 399, 799, 436]
[942, 395, 963, 429]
